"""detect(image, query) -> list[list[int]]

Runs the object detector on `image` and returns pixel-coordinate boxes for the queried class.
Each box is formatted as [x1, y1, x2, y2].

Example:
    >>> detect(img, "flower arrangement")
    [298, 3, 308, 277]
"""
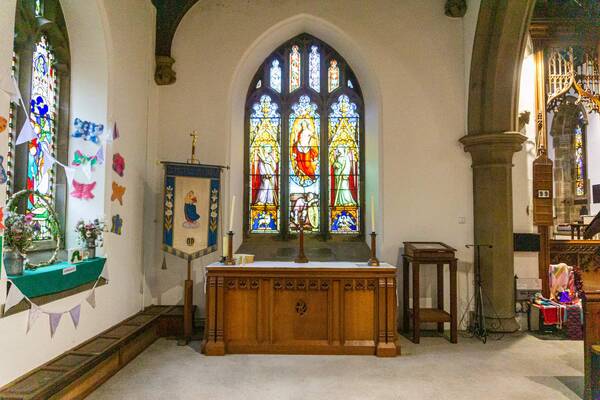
[75, 218, 105, 248]
[4, 212, 41, 255]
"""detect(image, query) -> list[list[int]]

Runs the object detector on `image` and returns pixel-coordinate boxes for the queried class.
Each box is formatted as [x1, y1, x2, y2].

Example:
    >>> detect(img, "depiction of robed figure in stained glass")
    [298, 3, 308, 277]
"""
[249, 95, 281, 233]
[329, 95, 359, 233]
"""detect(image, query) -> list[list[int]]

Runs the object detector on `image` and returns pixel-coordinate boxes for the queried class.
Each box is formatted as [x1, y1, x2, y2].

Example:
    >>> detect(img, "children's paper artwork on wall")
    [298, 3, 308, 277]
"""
[0, 116, 7, 133]
[72, 150, 100, 169]
[111, 214, 123, 235]
[113, 122, 119, 140]
[0, 156, 7, 184]
[71, 180, 96, 200]
[111, 182, 126, 205]
[112, 153, 125, 177]
[73, 118, 104, 144]
[68, 248, 88, 264]
[0, 207, 5, 230]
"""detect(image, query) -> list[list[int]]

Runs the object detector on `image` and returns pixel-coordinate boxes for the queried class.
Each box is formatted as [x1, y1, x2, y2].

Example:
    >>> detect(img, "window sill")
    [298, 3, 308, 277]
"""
[2, 257, 107, 317]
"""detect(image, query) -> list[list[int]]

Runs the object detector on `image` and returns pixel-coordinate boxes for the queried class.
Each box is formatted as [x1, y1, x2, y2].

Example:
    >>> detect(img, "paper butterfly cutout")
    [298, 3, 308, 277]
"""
[113, 153, 125, 177]
[72, 150, 99, 168]
[73, 118, 104, 144]
[0, 207, 5, 230]
[111, 214, 123, 235]
[111, 182, 126, 206]
[113, 122, 120, 140]
[0, 156, 7, 185]
[0, 116, 7, 133]
[71, 180, 96, 200]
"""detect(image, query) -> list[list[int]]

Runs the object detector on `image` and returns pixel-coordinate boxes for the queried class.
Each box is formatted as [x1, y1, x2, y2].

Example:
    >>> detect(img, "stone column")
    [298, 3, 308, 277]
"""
[460, 132, 526, 332]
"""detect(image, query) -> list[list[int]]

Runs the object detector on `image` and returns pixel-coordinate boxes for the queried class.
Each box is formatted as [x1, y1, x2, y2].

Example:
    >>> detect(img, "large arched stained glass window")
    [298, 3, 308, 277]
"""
[245, 34, 363, 237]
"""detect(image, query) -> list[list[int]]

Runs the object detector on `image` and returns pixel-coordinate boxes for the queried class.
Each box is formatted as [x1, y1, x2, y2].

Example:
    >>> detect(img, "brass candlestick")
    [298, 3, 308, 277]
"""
[368, 232, 380, 266]
[294, 219, 308, 263]
[224, 231, 236, 265]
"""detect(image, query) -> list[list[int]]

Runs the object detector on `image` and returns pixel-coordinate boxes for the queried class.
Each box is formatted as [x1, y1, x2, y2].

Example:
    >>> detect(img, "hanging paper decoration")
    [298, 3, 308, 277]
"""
[5, 282, 25, 312]
[111, 214, 123, 235]
[15, 119, 36, 145]
[73, 118, 104, 144]
[27, 305, 41, 333]
[112, 153, 125, 177]
[69, 305, 81, 328]
[0, 156, 7, 184]
[113, 122, 120, 140]
[111, 182, 126, 205]
[86, 289, 96, 309]
[64, 166, 76, 186]
[49, 312, 62, 337]
[0, 207, 5, 230]
[96, 145, 105, 164]
[0, 116, 7, 133]
[71, 180, 96, 200]
[41, 145, 57, 176]
[72, 150, 99, 169]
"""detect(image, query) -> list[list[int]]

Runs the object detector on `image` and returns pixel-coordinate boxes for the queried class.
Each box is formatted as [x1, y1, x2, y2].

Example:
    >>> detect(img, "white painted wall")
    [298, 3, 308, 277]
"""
[0, 0, 155, 386]
[146, 0, 476, 326]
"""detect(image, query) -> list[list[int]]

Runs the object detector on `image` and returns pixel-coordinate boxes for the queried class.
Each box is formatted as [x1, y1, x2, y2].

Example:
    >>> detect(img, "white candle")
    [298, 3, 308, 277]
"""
[370, 195, 375, 233]
[222, 235, 228, 257]
[229, 195, 236, 232]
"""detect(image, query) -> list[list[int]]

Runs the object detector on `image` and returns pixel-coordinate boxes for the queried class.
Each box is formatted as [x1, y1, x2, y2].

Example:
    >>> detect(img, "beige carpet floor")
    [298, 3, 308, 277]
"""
[88, 333, 583, 400]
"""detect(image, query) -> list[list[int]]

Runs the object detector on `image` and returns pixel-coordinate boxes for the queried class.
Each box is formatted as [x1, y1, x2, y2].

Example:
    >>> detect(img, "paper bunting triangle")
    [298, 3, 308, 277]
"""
[5, 282, 25, 312]
[64, 166, 76, 186]
[100, 264, 109, 281]
[96, 145, 105, 164]
[86, 289, 96, 309]
[0, 74, 21, 103]
[49, 312, 63, 338]
[69, 305, 81, 329]
[27, 304, 41, 333]
[41, 147, 56, 176]
[16, 120, 36, 145]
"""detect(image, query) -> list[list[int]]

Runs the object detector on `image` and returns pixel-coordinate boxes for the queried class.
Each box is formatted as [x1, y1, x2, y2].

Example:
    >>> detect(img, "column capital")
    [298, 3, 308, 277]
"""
[459, 132, 527, 166]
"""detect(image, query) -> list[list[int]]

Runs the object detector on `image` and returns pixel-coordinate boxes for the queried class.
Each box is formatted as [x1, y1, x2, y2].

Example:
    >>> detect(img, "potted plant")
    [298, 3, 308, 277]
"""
[75, 219, 104, 258]
[3, 212, 40, 275]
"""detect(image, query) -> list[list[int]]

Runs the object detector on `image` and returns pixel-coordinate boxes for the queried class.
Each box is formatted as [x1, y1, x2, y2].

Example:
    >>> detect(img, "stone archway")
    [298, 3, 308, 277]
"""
[461, 0, 536, 332]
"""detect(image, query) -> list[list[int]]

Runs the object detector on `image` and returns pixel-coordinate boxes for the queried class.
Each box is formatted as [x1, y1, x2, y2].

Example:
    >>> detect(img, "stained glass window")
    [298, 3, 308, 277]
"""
[328, 95, 359, 233]
[28, 35, 58, 241]
[256, 80, 262, 89]
[269, 60, 281, 93]
[289, 96, 320, 232]
[289, 45, 301, 92]
[249, 95, 281, 233]
[246, 34, 363, 236]
[575, 111, 586, 197]
[328, 60, 339, 93]
[35, 0, 44, 16]
[309, 46, 320, 92]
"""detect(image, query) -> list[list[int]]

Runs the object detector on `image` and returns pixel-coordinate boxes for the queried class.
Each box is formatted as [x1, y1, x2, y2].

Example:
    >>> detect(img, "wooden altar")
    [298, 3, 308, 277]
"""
[202, 262, 399, 357]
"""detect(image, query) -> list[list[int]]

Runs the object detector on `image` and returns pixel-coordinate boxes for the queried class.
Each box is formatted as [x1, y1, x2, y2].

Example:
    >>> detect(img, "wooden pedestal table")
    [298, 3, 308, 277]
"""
[402, 242, 457, 344]
[202, 261, 399, 357]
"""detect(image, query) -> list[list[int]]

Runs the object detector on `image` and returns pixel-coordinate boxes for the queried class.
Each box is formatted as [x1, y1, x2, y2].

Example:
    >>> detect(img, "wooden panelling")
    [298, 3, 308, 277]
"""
[203, 266, 399, 357]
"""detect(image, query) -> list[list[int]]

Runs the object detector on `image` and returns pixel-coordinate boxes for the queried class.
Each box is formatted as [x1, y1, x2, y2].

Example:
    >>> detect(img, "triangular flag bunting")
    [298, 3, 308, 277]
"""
[27, 304, 41, 333]
[69, 305, 81, 329]
[0, 74, 21, 103]
[100, 264, 109, 281]
[5, 282, 25, 312]
[64, 166, 76, 186]
[16, 120, 36, 145]
[86, 289, 96, 309]
[95, 145, 105, 164]
[49, 312, 63, 338]
[41, 147, 56, 176]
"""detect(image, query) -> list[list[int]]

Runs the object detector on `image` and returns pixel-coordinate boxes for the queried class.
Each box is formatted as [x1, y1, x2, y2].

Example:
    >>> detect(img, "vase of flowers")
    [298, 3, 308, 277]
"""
[3, 212, 40, 275]
[75, 219, 104, 259]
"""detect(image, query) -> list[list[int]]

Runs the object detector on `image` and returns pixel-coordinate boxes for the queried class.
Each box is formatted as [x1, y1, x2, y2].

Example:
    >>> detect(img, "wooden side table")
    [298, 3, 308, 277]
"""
[402, 242, 457, 344]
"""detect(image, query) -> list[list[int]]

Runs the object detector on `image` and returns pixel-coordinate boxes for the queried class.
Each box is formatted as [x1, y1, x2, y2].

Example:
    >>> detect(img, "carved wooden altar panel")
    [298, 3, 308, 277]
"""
[202, 264, 399, 357]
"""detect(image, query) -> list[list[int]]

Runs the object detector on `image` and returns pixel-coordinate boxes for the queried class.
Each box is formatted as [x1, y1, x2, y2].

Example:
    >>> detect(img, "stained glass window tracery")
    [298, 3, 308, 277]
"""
[289, 45, 301, 92]
[309, 46, 320, 92]
[35, 0, 43, 16]
[28, 35, 58, 241]
[246, 34, 363, 236]
[575, 111, 586, 197]
[328, 60, 340, 93]
[269, 60, 281, 93]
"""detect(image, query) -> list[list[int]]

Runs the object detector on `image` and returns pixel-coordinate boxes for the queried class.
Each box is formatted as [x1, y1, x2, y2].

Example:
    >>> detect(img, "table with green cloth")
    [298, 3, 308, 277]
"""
[7, 257, 106, 299]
